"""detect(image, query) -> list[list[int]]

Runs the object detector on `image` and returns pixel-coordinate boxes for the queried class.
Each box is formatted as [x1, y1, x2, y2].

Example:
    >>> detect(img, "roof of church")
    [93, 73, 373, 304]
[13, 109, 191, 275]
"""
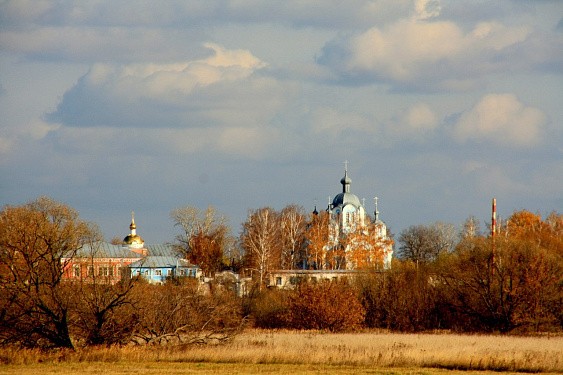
[123, 212, 144, 245]
[123, 234, 144, 245]
[332, 192, 361, 208]
[332, 169, 362, 208]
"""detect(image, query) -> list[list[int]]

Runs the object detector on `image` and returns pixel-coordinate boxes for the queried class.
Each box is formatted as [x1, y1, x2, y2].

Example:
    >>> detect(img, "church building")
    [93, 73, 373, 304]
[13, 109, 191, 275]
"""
[323, 164, 393, 270]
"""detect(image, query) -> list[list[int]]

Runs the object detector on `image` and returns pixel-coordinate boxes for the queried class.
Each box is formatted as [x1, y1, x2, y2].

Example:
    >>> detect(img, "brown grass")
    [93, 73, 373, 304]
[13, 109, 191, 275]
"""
[1, 330, 562, 374]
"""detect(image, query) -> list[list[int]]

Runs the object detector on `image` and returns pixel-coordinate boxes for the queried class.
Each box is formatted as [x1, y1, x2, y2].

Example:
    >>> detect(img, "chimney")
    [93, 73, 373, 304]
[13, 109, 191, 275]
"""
[491, 198, 497, 238]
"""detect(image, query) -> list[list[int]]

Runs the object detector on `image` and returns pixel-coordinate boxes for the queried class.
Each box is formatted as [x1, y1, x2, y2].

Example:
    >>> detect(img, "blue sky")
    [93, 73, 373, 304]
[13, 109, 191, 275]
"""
[1, 0, 562, 243]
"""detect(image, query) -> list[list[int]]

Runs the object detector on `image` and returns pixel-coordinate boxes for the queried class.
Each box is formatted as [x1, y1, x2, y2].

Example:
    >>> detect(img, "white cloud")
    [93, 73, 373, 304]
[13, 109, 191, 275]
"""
[414, 0, 441, 21]
[47, 44, 290, 130]
[402, 103, 437, 131]
[382, 103, 438, 142]
[1, 0, 561, 245]
[0, 0, 412, 30]
[0, 136, 14, 157]
[86, 43, 265, 97]
[452, 93, 546, 147]
[310, 107, 374, 138]
[0, 119, 59, 161]
[38, 44, 302, 159]
[317, 5, 544, 90]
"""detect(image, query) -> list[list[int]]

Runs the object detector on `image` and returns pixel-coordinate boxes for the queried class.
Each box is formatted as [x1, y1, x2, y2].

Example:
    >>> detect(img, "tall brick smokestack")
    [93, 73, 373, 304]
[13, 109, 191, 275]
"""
[491, 198, 497, 238]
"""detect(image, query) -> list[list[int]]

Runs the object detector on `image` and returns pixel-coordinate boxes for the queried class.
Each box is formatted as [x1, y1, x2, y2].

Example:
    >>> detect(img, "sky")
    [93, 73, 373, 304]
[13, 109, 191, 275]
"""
[1, 0, 562, 244]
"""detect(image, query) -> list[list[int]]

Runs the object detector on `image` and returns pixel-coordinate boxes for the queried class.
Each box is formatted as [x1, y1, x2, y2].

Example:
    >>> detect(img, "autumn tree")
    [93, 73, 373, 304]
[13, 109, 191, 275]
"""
[240, 207, 281, 290]
[356, 262, 439, 331]
[247, 288, 289, 329]
[284, 281, 365, 332]
[171, 206, 233, 277]
[0, 197, 97, 349]
[345, 221, 393, 270]
[437, 210, 562, 333]
[503, 210, 562, 330]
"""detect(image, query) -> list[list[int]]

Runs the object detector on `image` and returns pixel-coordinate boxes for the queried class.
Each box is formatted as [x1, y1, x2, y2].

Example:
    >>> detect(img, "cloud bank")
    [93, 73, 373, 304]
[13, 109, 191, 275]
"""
[1, 0, 561, 243]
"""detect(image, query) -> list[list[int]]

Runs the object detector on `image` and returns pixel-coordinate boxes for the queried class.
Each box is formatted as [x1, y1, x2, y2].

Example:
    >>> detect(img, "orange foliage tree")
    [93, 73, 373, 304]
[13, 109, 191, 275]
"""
[284, 281, 365, 332]
[344, 222, 393, 270]
[437, 210, 562, 332]
[357, 262, 439, 331]
[0, 197, 98, 349]
[171, 206, 232, 277]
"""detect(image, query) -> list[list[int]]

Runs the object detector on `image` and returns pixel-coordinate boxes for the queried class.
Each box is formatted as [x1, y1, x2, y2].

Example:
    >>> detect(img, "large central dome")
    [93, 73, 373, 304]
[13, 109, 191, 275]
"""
[332, 170, 361, 208]
[332, 192, 361, 208]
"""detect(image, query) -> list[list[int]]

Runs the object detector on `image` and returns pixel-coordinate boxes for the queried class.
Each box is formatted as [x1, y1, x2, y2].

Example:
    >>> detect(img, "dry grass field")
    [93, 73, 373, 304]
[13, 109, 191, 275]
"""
[1, 330, 561, 374]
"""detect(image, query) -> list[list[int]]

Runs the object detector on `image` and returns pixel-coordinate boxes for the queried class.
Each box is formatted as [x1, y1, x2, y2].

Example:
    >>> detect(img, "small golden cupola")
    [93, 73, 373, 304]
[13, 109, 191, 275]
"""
[123, 211, 145, 249]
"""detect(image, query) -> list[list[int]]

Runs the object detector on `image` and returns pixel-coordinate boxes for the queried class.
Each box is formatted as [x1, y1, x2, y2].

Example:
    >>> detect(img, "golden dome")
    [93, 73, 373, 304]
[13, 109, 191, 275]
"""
[123, 211, 144, 246]
[123, 234, 144, 245]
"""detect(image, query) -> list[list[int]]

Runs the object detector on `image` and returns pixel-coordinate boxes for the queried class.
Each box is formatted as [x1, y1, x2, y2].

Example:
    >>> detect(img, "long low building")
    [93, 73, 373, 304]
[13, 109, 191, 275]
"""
[129, 256, 201, 283]
[268, 269, 384, 289]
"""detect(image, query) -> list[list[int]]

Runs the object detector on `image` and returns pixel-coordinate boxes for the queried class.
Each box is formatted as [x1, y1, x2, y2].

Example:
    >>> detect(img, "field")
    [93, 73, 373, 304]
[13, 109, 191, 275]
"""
[1, 330, 562, 374]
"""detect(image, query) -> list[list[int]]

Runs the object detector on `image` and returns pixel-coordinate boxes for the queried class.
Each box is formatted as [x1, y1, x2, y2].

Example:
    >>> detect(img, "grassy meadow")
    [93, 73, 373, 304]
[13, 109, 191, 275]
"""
[1, 330, 562, 374]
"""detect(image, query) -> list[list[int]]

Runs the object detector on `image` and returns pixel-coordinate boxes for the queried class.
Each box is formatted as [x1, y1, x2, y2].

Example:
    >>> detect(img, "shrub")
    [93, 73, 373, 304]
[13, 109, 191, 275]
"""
[284, 281, 365, 332]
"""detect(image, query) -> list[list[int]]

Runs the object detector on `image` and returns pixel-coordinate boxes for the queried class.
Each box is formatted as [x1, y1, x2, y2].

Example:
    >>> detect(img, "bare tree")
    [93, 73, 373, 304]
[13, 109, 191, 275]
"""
[69, 241, 139, 346]
[305, 211, 330, 270]
[132, 279, 243, 346]
[397, 222, 457, 264]
[241, 207, 280, 290]
[0, 197, 97, 349]
[460, 216, 481, 239]
[279, 205, 307, 269]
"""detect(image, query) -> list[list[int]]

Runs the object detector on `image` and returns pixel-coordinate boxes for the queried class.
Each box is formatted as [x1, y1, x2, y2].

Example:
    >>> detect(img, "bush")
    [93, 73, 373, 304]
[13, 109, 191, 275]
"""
[249, 289, 289, 329]
[284, 281, 365, 332]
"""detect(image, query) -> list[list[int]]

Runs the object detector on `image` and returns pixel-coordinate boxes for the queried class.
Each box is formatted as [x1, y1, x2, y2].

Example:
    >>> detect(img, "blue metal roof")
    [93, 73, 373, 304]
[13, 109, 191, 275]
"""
[128, 256, 196, 269]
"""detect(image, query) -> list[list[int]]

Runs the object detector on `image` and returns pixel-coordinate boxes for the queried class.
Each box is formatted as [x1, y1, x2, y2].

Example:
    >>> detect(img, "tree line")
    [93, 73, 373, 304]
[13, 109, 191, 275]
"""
[0, 197, 561, 350]
[0, 197, 242, 349]
[174, 205, 391, 286]
[248, 210, 561, 333]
